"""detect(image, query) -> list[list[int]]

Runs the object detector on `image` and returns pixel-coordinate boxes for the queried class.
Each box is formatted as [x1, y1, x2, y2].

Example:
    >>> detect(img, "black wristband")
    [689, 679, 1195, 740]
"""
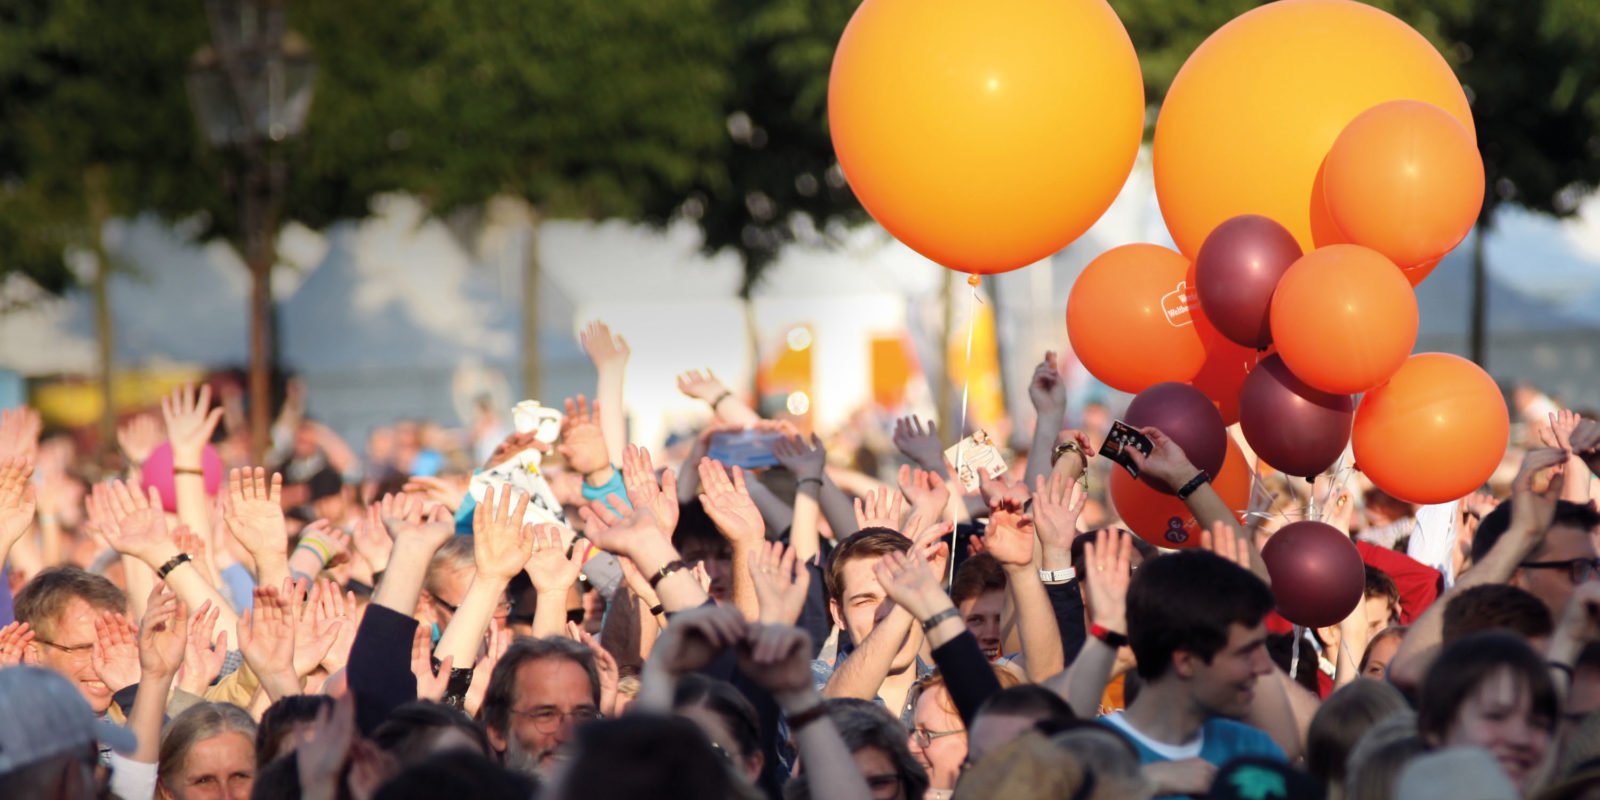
[156, 553, 192, 580]
[796, 476, 824, 490]
[1175, 470, 1212, 500]
[922, 607, 960, 632]
[649, 603, 666, 617]
[710, 390, 734, 408]
[649, 559, 690, 590]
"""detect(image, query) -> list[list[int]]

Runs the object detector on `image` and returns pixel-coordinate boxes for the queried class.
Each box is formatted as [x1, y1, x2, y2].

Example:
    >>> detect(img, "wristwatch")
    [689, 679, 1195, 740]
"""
[1051, 441, 1088, 467]
[1175, 470, 1212, 500]
[1038, 567, 1076, 583]
[1090, 623, 1128, 648]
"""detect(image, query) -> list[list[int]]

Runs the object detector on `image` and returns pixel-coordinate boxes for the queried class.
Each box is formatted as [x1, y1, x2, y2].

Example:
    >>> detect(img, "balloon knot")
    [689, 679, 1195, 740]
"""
[967, 274, 981, 287]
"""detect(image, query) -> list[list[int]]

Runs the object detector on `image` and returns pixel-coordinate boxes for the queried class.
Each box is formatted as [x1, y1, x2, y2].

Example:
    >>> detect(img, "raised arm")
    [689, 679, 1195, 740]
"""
[774, 434, 827, 563]
[749, 541, 812, 625]
[581, 491, 710, 613]
[162, 383, 225, 586]
[435, 485, 535, 666]
[1388, 448, 1568, 692]
[0, 457, 35, 576]
[1045, 527, 1131, 718]
[222, 468, 291, 590]
[1545, 410, 1593, 506]
[1130, 428, 1267, 580]
[370, 493, 456, 616]
[581, 321, 631, 467]
[875, 549, 999, 725]
[130, 587, 186, 763]
[698, 459, 767, 621]
[103, 480, 239, 646]
[678, 369, 762, 426]
[561, 395, 620, 500]
[984, 497, 1066, 680]
[525, 524, 586, 638]
[1024, 352, 1067, 489]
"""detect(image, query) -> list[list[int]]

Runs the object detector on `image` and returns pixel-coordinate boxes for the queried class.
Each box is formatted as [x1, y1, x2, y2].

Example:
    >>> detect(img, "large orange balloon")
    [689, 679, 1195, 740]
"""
[1323, 100, 1485, 269]
[1112, 436, 1252, 549]
[1269, 245, 1418, 394]
[1353, 353, 1509, 504]
[1067, 244, 1206, 394]
[1153, 0, 1474, 258]
[828, 0, 1144, 274]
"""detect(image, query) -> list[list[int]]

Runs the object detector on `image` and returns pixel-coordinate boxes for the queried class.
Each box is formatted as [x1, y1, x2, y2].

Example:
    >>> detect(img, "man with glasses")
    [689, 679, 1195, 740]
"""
[1474, 500, 1600, 621]
[477, 636, 603, 778]
[13, 567, 131, 721]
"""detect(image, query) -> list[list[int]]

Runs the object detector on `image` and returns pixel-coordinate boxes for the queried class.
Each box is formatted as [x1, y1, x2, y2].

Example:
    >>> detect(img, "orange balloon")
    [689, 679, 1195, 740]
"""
[1067, 244, 1206, 394]
[1186, 281, 1267, 425]
[1153, 0, 1473, 258]
[1269, 245, 1418, 394]
[1323, 100, 1485, 269]
[1353, 353, 1509, 504]
[1112, 435, 1252, 549]
[1402, 256, 1442, 287]
[828, 0, 1144, 274]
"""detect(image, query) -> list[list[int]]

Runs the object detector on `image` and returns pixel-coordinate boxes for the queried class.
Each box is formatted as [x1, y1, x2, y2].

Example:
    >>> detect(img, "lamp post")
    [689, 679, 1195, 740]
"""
[186, 0, 314, 464]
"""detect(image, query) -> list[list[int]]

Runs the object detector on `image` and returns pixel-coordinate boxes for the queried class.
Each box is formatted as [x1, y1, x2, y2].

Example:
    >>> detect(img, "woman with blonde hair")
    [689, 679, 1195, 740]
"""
[157, 702, 259, 800]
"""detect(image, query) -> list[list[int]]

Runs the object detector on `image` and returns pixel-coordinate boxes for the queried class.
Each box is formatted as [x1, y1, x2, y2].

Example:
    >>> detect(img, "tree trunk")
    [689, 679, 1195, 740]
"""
[241, 159, 278, 466]
[1469, 196, 1495, 367]
[84, 166, 116, 462]
[521, 208, 543, 402]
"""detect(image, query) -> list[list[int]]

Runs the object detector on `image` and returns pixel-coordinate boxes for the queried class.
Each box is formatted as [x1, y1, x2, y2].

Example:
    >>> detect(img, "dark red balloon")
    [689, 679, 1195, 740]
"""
[1125, 382, 1228, 494]
[1238, 355, 1354, 478]
[1195, 215, 1303, 348]
[1260, 521, 1365, 628]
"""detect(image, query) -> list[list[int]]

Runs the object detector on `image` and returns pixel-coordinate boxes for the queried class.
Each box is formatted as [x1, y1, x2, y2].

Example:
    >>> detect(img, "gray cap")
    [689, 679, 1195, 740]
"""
[1395, 747, 1519, 800]
[0, 666, 138, 775]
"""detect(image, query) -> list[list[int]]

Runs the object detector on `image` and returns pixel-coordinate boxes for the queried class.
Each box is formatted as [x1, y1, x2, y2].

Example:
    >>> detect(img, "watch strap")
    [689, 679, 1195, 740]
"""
[156, 552, 193, 580]
[1175, 470, 1212, 500]
[922, 607, 961, 632]
[1038, 567, 1076, 583]
[1090, 623, 1129, 648]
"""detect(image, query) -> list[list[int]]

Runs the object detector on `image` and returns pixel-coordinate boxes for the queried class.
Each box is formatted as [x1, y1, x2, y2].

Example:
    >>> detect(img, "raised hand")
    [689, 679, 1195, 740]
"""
[381, 492, 456, 554]
[892, 416, 946, 473]
[313, 580, 361, 673]
[853, 486, 905, 532]
[282, 579, 340, 677]
[160, 382, 224, 463]
[138, 587, 188, 680]
[403, 476, 468, 514]
[0, 621, 37, 666]
[1510, 447, 1569, 539]
[1033, 472, 1087, 558]
[568, 621, 621, 715]
[411, 625, 453, 702]
[749, 541, 811, 625]
[977, 471, 1030, 509]
[224, 468, 287, 558]
[698, 459, 765, 548]
[1051, 430, 1096, 478]
[1028, 351, 1066, 416]
[651, 605, 747, 675]
[352, 503, 395, 575]
[983, 498, 1037, 568]
[559, 395, 611, 475]
[0, 458, 36, 554]
[1543, 409, 1583, 451]
[299, 520, 353, 568]
[91, 611, 142, 693]
[178, 601, 228, 696]
[526, 524, 585, 596]
[104, 481, 176, 565]
[898, 465, 950, 513]
[1200, 521, 1252, 572]
[773, 433, 827, 480]
[117, 414, 164, 467]
[1127, 427, 1200, 493]
[1572, 417, 1600, 475]
[871, 549, 948, 622]
[464, 618, 513, 716]
[482, 431, 551, 471]
[472, 485, 537, 583]
[736, 623, 816, 700]
[1081, 528, 1133, 633]
[676, 368, 731, 405]
[580, 320, 631, 370]
[621, 445, 680, 534]
[238, 585, 299, 693]
[297, 693, 358, 800]
[0, 407, 41, 462]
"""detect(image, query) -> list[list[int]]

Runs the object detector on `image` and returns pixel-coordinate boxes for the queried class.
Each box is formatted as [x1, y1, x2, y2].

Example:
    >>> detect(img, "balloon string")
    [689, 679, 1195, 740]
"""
[1290, 623, 1304, 680]
[949, 279, 981, 586]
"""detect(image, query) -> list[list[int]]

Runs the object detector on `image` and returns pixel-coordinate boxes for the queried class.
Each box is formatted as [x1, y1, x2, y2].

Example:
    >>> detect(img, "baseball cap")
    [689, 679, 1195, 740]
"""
[0, 666, 138, 775]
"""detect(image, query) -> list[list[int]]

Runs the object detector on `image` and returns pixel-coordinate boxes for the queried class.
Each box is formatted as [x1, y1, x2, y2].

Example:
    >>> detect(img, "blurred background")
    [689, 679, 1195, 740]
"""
[0, 0, 1596, 473]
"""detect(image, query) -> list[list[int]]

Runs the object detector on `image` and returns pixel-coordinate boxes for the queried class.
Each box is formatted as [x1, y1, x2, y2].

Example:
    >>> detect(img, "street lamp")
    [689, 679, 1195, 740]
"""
[186, 0, 314, 464]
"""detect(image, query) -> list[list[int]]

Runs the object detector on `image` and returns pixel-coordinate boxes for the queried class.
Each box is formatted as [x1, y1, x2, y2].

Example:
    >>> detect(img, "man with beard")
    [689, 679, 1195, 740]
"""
[477, 636, 603, 778]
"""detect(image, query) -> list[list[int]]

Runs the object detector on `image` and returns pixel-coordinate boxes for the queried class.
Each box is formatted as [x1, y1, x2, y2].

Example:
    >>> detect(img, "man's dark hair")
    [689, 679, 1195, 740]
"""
[256, 695, 335, 765]
[1441, 584, 1554, 646]
[974, 685, 1075, 729]
[1472, 500, 1600, 563]
[825, 528, 912, 606]
[372, 701, 492, 764]
[951, 553, 1006, 607]
[1418, 632, 1557, 744]
[1126, 550, 1274, 681]
[14, 567, 127, 639]
[558, 713, 732, 800]
[370, 750, 533, 800]
[672, 500, 728, 555]
[476, 636, 600, 741]
[1365, 565, 1399, 608]
[673, 674, 763, 761]
[784, 699, 927, 800]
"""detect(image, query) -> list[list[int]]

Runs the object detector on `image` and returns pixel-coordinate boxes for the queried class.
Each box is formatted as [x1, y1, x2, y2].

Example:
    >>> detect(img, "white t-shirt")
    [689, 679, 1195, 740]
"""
[1100, 711, 1204, 761]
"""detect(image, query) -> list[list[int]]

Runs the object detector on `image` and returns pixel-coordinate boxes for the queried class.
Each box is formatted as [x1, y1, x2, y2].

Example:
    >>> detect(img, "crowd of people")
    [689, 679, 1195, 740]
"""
[1, 318, 1600, 800]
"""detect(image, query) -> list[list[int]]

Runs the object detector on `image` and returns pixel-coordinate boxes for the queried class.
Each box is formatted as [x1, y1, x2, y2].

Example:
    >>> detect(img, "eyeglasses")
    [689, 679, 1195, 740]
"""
[33, 638, 96, 660]
[910, 727, 965, 749]
[509, 706, 602, 733]
[1519, 558, 1600, 584]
